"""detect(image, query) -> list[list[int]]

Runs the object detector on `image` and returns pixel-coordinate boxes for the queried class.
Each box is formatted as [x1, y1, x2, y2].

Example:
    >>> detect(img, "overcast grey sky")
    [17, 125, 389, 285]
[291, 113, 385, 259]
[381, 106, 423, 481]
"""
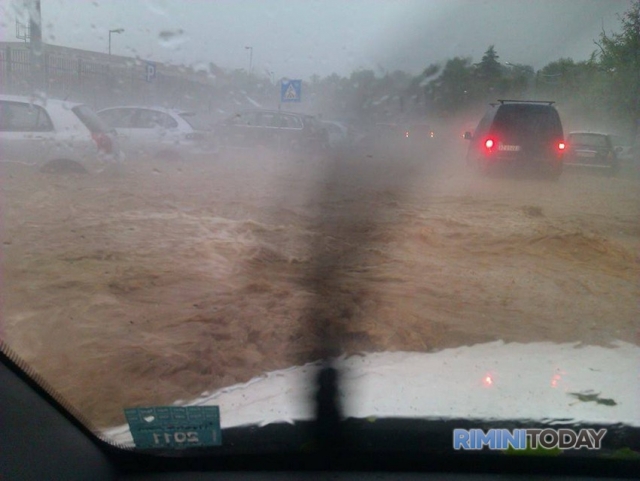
[0, 0, 633, 79]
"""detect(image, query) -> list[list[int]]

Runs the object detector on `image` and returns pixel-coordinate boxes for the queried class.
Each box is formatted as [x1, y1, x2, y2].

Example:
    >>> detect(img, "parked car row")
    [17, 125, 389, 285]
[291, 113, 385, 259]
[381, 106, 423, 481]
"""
[0, 95, 338, 173]
[4, 94, 636, 176]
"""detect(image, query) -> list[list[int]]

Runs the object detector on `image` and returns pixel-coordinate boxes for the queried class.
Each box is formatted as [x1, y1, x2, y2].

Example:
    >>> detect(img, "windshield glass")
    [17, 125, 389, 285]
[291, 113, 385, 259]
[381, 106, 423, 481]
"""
[492, 104, 562, 140]
[1, 0, 639, 460]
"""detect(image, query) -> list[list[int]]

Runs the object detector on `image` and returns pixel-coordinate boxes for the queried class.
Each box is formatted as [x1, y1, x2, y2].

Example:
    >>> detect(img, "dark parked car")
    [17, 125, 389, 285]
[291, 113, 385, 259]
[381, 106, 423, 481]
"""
[215, 109, 329, 157]
[464, 100, 565, 178]
[355, 120, 436, 159]
[564, 131, 620, 174]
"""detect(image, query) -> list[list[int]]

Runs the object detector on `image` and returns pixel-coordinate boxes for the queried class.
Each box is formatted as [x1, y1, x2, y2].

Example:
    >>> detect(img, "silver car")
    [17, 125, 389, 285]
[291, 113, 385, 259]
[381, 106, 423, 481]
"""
[97, 106, 216, 162]
[0, 94, 123, 173]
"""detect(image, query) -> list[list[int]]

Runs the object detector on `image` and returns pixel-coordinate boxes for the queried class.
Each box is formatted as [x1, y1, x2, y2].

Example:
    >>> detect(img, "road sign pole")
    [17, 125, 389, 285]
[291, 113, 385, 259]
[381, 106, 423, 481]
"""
[277, 80, 282, 156]
[29, 0, 44, 93]
[278, 79, 302, 157]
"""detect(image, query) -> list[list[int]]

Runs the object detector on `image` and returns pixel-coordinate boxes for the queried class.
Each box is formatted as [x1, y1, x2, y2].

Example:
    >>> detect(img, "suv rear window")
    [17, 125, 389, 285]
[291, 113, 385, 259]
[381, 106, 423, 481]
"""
[492, 104, 562, 140]
[72, 105, 111, 134]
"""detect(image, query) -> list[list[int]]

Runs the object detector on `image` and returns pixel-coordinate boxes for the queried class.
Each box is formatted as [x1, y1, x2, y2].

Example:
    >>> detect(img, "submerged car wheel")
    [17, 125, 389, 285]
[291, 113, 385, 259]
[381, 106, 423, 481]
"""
[40, 159, 88, 174]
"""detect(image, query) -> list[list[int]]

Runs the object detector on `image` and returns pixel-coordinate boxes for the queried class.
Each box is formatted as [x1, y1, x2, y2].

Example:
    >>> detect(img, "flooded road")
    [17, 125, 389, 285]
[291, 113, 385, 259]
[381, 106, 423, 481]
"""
[2, 147, 638, 428]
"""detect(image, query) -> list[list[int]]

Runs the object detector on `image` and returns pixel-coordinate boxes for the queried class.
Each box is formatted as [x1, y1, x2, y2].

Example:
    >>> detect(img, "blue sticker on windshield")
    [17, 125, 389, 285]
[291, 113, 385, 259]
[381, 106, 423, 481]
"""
[125, 406, 221, 449]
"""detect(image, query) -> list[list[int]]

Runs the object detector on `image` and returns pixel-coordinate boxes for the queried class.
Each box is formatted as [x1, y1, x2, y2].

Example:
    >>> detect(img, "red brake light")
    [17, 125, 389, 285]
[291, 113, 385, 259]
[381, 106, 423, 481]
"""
[92, 132, 113, 154]
[485, 139, 494, 149]
[558, 142, 566, 151]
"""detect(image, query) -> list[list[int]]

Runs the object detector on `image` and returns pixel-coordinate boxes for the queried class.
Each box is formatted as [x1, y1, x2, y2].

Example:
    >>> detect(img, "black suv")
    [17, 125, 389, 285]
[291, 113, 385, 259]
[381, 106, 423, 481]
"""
[464, 100, 565, 178]
[215, 109, 329, 156]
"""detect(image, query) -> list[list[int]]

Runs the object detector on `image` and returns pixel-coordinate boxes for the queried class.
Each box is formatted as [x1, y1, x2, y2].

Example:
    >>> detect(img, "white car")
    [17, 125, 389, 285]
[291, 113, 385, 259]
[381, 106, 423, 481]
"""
[0, 94, 123, 173]
[96, 106, 216, 162]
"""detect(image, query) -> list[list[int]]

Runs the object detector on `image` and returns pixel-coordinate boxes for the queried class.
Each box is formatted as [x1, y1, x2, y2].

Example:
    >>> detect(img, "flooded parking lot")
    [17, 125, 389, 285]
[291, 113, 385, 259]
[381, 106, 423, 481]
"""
[2, 148, 638, 428]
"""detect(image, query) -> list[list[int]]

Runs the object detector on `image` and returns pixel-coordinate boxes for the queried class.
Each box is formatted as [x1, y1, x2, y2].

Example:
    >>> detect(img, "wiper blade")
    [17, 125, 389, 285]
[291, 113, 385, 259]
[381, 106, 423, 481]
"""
[315, 364, 343, 453]
[302, 144, 423, 459]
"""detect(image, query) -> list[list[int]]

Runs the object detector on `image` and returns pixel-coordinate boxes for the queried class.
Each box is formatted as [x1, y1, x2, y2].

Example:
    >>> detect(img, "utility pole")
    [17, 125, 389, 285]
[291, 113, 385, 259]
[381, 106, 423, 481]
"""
[28, 0, 44, 92]
[635, 15, 640, 147]
[109, 28, 124, 57]
[245, 46, 253, 72]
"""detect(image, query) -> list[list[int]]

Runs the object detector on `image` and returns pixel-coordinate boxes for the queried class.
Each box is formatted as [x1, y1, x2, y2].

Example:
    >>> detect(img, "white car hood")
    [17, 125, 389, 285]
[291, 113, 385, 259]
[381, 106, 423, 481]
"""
[104, 340, 640, 447]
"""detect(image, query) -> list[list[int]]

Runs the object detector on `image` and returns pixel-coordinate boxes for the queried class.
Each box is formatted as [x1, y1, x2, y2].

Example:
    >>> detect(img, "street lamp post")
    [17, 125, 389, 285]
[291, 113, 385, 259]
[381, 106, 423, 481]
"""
[245, 46, 253, 72]
[108, 28, 124, 56]
[28, 0, 44, 91]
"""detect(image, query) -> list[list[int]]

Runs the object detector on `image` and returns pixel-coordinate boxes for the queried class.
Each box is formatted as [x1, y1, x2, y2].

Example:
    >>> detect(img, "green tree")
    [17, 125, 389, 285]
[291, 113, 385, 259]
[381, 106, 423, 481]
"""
[427, 57, 475, 114]
[504, 63, 534, 96]
[312, 73, 348, 115]
[595, 0, 640, 137]
[536, 58, 579, 99]
[533, 57, 609, 126]
[476, 45, 501, 80]
[407, 63, 440, 114]
[348, 69, 377, 118]
[475, 45, 504, 96]
[421, 63, 440, 80]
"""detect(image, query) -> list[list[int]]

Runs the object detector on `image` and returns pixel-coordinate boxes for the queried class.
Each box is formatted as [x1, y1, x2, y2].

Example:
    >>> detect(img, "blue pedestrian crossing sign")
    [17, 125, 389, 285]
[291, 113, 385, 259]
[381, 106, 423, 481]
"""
[281, 79, 302, 103]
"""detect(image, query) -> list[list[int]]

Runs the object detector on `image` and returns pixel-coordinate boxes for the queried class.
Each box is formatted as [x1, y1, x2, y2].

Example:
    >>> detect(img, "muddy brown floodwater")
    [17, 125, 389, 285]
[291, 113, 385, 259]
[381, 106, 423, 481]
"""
[2, 145, 638, 428]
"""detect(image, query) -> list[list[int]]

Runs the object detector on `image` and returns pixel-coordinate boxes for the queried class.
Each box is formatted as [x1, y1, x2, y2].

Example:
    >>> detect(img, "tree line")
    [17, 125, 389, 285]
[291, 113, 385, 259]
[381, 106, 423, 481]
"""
[313, 1, 639, 137]
[222, 1, 639, 138]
